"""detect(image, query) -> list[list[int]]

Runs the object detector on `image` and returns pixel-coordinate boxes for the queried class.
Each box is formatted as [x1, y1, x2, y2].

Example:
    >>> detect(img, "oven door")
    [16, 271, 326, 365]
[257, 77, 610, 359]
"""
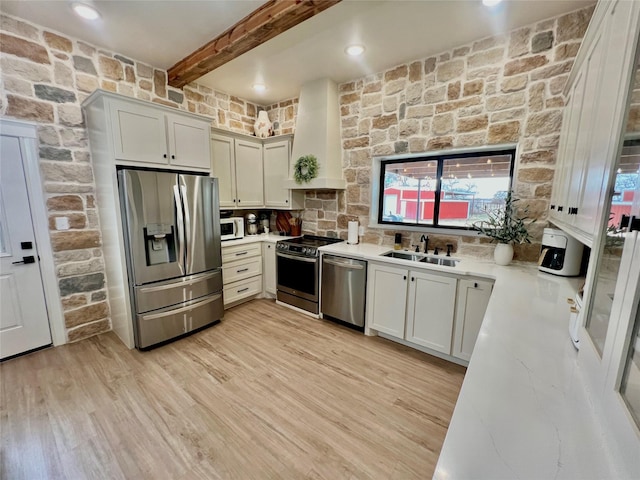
[276, 251, 318, 302]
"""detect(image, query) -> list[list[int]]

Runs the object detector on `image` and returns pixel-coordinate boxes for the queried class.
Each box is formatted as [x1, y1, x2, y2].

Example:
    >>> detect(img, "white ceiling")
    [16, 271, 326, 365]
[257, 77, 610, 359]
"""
[1, 0, 593, 105]
[0, 0, 264, 68]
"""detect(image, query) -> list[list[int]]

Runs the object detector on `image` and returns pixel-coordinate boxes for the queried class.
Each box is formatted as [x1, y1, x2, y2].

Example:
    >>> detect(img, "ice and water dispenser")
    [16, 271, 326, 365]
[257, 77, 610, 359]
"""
[144, 223, 176, 266]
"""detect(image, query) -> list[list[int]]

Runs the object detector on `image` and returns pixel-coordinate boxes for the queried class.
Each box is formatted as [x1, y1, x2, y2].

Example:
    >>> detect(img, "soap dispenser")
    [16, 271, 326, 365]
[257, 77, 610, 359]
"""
[394, 233, 402, 250]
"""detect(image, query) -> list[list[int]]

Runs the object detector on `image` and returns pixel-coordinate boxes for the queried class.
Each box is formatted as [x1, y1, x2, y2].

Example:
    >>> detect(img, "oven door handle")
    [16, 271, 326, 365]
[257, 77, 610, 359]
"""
[276, 251, 317, 263]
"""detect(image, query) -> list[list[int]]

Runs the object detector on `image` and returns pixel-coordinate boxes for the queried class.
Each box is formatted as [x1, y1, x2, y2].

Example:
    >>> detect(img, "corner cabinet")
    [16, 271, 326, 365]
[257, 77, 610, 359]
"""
[452, 278, 493, 361]
[549, 0, 640, 246]
[211, 133, 263, 208]
[263, 137, 305, 209]
[92, 92, 211, 171]
[210, 128, 304, 210]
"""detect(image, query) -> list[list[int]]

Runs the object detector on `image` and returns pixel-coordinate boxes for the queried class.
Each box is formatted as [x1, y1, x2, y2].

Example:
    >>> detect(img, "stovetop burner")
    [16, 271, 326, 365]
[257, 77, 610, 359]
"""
[276, 235, 343, 257]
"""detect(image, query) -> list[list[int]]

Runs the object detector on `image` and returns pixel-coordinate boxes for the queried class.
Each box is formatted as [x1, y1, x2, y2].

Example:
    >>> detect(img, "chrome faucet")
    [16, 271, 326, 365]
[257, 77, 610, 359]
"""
[420, 234, 429, 254]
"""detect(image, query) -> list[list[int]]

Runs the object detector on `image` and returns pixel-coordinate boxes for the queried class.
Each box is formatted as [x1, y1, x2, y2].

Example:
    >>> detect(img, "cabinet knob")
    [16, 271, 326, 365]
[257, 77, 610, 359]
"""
[285, 199, 288, 203]
[474, 282, 478, 288]
[403, 275, 407, 280]
[171, 155, 175, 160]
[163, 154, 167, 158]
[411, 277, 415, 282]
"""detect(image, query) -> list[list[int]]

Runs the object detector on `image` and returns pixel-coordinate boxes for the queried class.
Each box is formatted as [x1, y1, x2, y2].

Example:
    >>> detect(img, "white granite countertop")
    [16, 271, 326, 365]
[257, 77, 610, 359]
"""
[318, 242, 617, 479]
[220, 232, 294, 246]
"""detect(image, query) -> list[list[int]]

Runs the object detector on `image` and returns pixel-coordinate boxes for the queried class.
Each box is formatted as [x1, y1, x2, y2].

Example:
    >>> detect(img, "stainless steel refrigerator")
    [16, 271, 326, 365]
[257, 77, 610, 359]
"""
[118, 169, 223, 349]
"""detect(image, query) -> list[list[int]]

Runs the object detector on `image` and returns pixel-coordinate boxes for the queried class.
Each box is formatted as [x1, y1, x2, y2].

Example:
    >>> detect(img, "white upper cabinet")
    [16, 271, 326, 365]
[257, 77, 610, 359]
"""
[263, 138, 304, 209]
[211, 135, 264, 208]
[235, 138, 264, 208]
[99, 93, 211, 171]
[166, 113, 211, 170]
[210, 129, 303, 210]
[110, 100, 167, 165]
[550, 0, 639, 246]
[210, 133, 237, 208]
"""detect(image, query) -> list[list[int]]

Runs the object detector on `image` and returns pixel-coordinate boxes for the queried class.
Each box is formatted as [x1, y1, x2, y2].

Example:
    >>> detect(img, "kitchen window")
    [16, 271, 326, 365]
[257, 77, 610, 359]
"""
[374, 147, 516, 231]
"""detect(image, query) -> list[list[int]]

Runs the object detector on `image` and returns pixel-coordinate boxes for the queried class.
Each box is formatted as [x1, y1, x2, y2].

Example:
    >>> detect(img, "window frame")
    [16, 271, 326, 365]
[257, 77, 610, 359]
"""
[369, 144, 518, 235]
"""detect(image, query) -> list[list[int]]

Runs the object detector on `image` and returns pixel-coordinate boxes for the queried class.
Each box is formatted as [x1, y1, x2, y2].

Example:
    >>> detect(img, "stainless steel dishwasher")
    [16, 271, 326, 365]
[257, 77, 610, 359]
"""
[321, 254, 367, 328]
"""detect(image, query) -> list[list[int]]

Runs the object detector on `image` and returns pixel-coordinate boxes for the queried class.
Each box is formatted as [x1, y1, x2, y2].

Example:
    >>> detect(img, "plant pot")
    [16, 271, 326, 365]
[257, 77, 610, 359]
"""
[494, 243, 514, 266]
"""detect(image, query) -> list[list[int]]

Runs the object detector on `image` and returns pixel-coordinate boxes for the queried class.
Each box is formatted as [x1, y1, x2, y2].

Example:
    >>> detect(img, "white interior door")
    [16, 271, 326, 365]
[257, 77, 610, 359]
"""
[0, 134, 52, 359]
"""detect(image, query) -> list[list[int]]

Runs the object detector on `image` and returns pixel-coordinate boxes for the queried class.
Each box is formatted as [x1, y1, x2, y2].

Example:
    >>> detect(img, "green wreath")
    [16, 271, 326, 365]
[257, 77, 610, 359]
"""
[293, 155, 319, 184]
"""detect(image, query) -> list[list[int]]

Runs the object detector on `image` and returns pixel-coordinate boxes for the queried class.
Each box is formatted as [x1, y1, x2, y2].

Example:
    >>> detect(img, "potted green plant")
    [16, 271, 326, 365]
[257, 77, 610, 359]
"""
[472, 191, 535, 265]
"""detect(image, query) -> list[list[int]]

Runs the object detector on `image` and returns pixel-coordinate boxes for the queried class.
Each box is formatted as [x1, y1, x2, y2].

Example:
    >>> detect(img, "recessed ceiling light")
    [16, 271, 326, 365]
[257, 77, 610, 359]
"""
[482, 0, 503, 6]
[345, 45, 365, 57]
[252, 83, 266, 92]
[71, 2, 100, 20]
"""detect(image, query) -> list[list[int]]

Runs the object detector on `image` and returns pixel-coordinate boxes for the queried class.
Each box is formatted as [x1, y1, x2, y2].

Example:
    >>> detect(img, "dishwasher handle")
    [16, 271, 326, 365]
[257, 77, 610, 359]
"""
[323, 258, 365, 270]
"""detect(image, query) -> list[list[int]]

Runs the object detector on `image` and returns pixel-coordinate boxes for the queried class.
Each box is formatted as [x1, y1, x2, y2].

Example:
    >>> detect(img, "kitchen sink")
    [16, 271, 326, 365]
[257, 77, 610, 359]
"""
[381, 251, 459, 267]
[381, 251, 423, 261]
[420, 256, 459, 267]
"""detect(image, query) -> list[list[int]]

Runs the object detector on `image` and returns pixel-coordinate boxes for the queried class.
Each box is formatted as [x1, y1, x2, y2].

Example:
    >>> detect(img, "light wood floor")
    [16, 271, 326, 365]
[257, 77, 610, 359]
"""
[1, 299, 465, 479]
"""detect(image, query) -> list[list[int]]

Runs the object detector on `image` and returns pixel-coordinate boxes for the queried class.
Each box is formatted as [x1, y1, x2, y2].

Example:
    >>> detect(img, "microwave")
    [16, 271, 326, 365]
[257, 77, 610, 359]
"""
[220, 217, 244, 241]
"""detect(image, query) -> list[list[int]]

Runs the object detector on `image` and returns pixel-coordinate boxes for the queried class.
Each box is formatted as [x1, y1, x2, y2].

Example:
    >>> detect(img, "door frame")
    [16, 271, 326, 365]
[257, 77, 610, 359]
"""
[1, 118, 65, 346]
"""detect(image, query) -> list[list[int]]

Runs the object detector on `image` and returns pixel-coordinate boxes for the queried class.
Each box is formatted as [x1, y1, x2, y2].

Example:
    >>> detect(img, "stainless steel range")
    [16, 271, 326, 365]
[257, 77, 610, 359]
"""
[276, 235, 344, 314]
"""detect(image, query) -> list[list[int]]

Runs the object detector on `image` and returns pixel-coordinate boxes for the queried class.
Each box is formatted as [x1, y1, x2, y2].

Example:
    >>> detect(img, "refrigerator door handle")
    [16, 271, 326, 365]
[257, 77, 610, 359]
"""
[173, 184, 186, 275]
[180, 183, 191, 270]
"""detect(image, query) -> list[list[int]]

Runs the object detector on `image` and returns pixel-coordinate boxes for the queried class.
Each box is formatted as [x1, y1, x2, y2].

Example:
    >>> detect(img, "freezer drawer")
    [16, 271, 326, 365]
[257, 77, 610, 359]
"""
[134, 269, 222, 313]
[321, 255, 367, 327]
[136, 292, 223, 349]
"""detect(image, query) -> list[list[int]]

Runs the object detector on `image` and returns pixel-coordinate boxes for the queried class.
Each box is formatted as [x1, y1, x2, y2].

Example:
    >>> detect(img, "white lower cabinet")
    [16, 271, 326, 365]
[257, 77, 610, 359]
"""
[406, 270, 457, 354]
[221, 242, 262, 308]
[367, 261, 493, 363]
[368, 263, 408, 338]
[262, 242, 276, 296]
[452, 278, 494, 361]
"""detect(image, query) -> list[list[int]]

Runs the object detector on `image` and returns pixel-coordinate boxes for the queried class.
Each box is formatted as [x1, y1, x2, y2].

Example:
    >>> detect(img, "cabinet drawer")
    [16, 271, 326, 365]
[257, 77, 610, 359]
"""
[222, 257, 262, 285]
[221, 242, 261, 263]
[223, 276, 262, 306]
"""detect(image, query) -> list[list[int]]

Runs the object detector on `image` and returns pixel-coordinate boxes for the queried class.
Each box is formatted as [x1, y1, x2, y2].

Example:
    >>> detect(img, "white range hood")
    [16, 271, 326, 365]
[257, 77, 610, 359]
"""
[284, 78, 346, 190]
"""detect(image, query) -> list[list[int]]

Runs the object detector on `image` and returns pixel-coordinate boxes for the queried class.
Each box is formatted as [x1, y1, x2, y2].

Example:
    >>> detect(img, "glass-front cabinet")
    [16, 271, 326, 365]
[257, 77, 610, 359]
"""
[578, 13, 640, 467]
[620, 289, 640, 429]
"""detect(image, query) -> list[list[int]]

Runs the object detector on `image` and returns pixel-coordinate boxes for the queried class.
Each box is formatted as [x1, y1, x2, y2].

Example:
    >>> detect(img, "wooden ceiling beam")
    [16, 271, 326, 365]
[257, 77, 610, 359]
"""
[167, 0, 341, 89]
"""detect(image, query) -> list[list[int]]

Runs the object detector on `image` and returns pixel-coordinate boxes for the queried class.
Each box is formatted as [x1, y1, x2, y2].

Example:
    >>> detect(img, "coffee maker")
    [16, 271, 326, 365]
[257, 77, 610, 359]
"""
[538, 228, 584, 276]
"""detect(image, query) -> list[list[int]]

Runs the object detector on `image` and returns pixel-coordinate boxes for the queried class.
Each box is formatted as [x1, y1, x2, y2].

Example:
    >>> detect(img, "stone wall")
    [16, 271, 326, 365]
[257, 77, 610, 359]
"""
[265, 97, 298, 135]
[0, 13, 267, 342]
[0, 6, 595, 342]
[301, 5, 594, 261]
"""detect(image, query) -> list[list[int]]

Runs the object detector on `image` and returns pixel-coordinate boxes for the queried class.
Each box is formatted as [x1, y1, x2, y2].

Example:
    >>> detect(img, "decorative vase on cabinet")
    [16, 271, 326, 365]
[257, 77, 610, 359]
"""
[494, 243, 514, 266]
[254, 111, 272, 138]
